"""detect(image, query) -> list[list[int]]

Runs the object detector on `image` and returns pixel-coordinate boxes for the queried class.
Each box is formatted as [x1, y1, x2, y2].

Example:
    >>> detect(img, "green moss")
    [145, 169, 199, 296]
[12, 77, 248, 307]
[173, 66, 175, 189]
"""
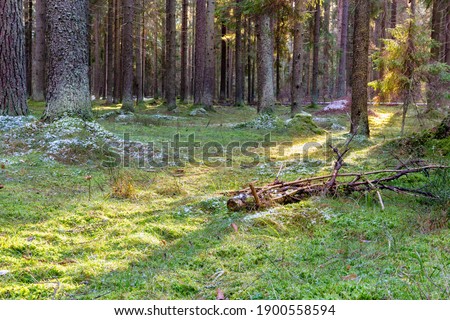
[287, 113, 325, 135]
[0, 103, 449, 300]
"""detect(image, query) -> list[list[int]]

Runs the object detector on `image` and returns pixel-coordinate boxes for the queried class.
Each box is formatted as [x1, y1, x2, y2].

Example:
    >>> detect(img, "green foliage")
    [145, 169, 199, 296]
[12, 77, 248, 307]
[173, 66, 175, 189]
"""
[369, 19, 433, 101]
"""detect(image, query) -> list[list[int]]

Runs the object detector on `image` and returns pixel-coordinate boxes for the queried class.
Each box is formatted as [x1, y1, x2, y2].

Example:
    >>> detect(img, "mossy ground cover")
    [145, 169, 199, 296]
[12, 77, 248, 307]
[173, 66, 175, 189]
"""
[0, 100, 448, 299]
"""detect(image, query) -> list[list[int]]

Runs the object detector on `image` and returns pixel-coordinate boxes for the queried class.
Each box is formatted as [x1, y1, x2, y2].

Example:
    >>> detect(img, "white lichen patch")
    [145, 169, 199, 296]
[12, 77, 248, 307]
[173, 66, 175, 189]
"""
[322, 100, 348, 112]
[0, 115, 36, 132]
[234, 114, 283, 130]
[2, 116, 122, 164]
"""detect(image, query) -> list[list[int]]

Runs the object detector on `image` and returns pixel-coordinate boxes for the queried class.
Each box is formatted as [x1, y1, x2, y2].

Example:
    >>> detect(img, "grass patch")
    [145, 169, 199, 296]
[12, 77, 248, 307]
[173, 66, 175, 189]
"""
[0, 102, 448, 300]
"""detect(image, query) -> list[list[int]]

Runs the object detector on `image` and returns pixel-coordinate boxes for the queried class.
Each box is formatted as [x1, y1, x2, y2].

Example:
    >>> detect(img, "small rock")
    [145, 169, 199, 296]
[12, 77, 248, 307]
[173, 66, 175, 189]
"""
[115, 113, 136, 123]
[331, 123, 346, 131]
[190, 108, 208, 117]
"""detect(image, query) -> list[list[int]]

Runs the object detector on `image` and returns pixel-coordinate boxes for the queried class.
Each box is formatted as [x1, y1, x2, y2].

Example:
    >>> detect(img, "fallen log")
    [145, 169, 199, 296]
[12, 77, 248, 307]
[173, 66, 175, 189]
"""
[226, 165, 449, 212]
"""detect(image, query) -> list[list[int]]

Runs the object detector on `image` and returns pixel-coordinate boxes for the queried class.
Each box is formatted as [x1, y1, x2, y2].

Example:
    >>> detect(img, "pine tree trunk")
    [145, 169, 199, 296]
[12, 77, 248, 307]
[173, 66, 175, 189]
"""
[256, 13, 275, 114]
[275, 14, 281, 101]
[350, 0, 370, 137]
[291, 0, 304, 116]
[194, 0, 207, 105]
[134, 0, 143, 104]
[0, 0, 28, 115]
[202, 0, 215, 110]
[306, 17, 313, 97]
[93, 10, 102, 99]
[31, 0, 46, 101]
[44, 0, 91, 121]
[113, 0, 122, 103]
[165, 0, 177, 111]
[311, 2, 321, 103]
[24, 0, 32, 97]
[106, 0, 114, 104]
[121, 0, 134, 111]
[235, 0, 244, 106]
[136, 0, 145, 103]
[428, 0, 447, 111]
[379, 0, 387, 84]
[336, 0, 349, 98]
[220, 22, 227, 102]
[390, 0, 397, 31]
[445, 2, 450, 65]
[180, 0, 188, 102]
[322, 0, 331, 101]
[431, 0, 444, 62]
[247, 18, 253, 105]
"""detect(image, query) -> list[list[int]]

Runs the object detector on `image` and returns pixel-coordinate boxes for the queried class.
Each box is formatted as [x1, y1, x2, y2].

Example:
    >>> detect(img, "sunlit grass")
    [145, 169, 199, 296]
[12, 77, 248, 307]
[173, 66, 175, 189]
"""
[0, 101, 448, 299]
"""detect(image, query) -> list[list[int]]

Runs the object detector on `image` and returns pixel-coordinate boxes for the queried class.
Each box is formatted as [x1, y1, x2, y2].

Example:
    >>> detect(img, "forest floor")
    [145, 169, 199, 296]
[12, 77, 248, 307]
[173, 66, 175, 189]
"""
[0, 100, 449, 299]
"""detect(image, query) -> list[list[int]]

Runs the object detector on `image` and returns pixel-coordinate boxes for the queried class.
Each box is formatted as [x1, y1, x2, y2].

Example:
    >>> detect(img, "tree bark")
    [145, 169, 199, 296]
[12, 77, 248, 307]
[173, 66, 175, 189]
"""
[445, 2, 450, 65]
[311, 2, 321, 103]
[180, 0, 188, 102]
[428, 0, 447, 111]
[32, 0, 46, 102]
[336, 0, 349, 98]
[220, 22, 227, 102]
[92, 10, 102, 99]
[350, 0, 370, 137]
[113, 0, 122, 103]
[121, 0, 134, 111]
[275, 13, 281, 101]
[235, 0, 244, 106]
[247, 18, 254, 105]
[431, 0, 445, 62]
[291, 0, 304, 116]
[0, 0, 28, 115]
[194, 0, 207, 105]
[202, 0, 215, 110]
[256, 13, 275, 114]
[135, 0, 144, 103]
[322, 0, 331, 101]
[24, 0, 32, 97]
[106, 0, 114, 104]
[379, 0, 387, 83]
[44, 0, 91, 121]
[164, 0, 177, 111]
[390, 0, 397, 31]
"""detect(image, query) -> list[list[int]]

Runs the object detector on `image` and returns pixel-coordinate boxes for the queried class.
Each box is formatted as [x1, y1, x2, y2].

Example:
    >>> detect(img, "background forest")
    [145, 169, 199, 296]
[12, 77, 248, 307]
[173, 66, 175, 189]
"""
[0, 0, 449, 300]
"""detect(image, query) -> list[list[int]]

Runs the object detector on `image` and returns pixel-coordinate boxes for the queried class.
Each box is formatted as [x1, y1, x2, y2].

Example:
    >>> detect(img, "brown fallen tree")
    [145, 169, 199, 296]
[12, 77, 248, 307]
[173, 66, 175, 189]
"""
[227, 141, 448, 212]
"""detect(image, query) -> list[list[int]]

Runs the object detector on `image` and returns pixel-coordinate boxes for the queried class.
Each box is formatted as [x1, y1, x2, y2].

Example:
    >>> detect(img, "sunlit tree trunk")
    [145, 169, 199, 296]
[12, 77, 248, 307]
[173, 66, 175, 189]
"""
[219, 22, 227, 102]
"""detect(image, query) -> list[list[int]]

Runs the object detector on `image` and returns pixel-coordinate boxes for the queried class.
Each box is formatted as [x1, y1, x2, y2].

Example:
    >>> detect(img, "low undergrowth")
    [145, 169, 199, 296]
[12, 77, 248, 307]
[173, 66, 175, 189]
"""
[0, 102, 448, 300]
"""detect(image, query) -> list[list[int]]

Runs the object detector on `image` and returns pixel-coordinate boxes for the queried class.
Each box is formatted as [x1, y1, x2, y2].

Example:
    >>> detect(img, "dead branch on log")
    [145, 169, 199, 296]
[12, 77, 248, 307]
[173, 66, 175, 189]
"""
[227, 164, 449, 212]
[227, 166, 448, 211]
